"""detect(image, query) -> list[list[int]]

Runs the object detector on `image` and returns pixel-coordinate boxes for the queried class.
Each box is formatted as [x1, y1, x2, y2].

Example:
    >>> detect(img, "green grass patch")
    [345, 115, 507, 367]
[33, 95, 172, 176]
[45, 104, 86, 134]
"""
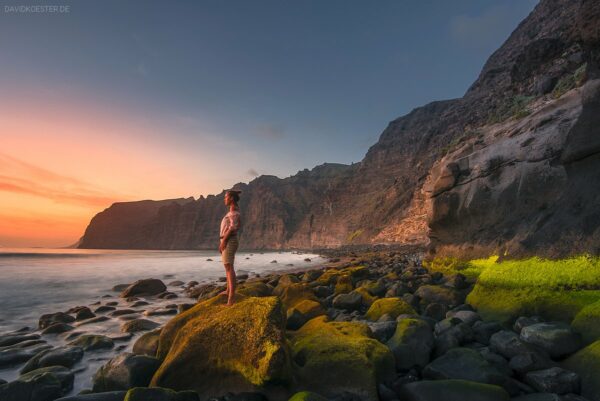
[423, 256, 497, 280]
[465, 255, 600, 325]
[552, 63, 588, 99]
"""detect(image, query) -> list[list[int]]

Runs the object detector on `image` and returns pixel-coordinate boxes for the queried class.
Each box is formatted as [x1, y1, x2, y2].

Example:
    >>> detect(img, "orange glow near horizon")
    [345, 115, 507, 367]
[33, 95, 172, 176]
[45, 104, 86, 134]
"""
[1, 89, 253, 248]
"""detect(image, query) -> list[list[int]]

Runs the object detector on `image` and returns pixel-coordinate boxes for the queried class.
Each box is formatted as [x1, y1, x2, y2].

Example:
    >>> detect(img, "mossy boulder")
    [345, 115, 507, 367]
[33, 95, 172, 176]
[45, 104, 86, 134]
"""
[238, 281, 272, 297]
[124, 387, 199, 401]
[397, 379, 510, 401]
[289, 316, 394, 401]
[150, 295, 290, 398]
[358, 279, 387, 297]
[277, 283, 319, 310]
[365, 298, 416, 321]
[334, 275, 353, 295]
[572, 300, 600, 345]
[415, 285, 464, 307]
[286, 300, 326, 331]
[466, 256, 600, 324]
[353, 287, 376, 307]
[563, 339, 600, 401]
[132, 329, 162, 357]
[313, 269, 340, 286]
[386, 318, 434, 370]
[288, 391, 328, 401]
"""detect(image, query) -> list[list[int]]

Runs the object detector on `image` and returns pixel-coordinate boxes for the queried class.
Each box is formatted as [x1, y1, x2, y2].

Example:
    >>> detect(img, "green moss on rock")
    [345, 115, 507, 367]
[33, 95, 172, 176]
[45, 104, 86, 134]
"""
[334, 275, 353, 295]
[572, 300, 600, 345]
[288, 391, 328, 401]
[151, 295, 290, 398]
[354, 287, 376, 307]
[125, 387, 199, 401]
[563, 339, 600, 401]
[365, 298, 416, 321]
[238, 281, 272, 297]
[290, 316, 394, 401]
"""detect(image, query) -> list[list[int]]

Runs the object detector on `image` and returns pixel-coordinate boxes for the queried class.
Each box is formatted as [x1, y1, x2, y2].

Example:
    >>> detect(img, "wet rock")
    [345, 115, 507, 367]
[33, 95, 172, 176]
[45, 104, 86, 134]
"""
[510, 394, 563, 401]
[186, 284, 221, 300]
[120, 319, 160, 333]
[129, 300, 149, 307]
[74, 316, 110, 326]
[92, 352, 161, 392]
[524, 367, 580, 394]
[94, 306, 116, 314]
[120, 279, 167, 297]
[20, 346, 84, 373]
[106, 302, 119, 306]
[110, 309, 137, 317]
[75, 308, 95, 321]
[177, 304, 195, 314]
[132, 329, 161, 357]
[168, 280, 185, 286]
[387, 318, 434, 370]
[0, 333, 40, 347]
[68, 334, 114, 351]
[0, 365, 69, 401]
[41, 323, 74, 335]
[520, 322, 582, 358]
[444, 274, 469, 289]
[397, 379, 510, 401]
[112, 284, 130, 292]
[0, 344, 52, 368]
[39, 312, 75, 330]
[143, 308, 177, 317]
[157, 291, 178, 300]
[479, 348, 512, 377]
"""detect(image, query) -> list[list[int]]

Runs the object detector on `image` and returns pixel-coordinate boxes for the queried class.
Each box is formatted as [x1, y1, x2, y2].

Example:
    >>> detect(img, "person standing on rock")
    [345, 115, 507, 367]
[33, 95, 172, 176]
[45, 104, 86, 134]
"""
[218, 189, 242, 305]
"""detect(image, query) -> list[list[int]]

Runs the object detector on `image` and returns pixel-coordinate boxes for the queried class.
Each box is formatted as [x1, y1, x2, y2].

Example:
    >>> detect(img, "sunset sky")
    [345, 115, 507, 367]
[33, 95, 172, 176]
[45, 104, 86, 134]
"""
[0, 0, 537, 247]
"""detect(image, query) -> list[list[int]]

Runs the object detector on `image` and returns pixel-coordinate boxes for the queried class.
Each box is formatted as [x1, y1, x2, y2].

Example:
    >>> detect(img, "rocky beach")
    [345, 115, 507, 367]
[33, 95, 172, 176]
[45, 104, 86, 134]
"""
[1, 246, 600, 401]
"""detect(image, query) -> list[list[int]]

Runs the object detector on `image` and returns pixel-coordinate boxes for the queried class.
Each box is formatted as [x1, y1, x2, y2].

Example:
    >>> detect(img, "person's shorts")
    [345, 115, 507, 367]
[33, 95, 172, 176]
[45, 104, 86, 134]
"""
[222, 236, 239, 264]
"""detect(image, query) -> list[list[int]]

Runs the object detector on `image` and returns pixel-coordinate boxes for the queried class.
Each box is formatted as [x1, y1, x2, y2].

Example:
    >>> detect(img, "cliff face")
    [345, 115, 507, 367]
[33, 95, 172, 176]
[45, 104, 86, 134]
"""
[79, 0, 600, 258]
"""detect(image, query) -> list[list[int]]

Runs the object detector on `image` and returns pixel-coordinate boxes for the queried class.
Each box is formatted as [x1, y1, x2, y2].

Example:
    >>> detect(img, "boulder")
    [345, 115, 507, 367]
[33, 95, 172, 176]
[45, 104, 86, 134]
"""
[286, 300, 325, 330]
[423, 348, 513, 393]
[396, 379, 510, 401]
[120, 279, 167, 297]
[120, 319, 160, 333]
[20, 346, 84, 373]
[520, 322, 582, 358]
[75, 308, 96, 321]
[564, 339, 600, 401]
[509, 351, 555, 374]
[93, 353, 161, 392]
[289, 315, 394, 401]
[41, 323, 74, 335]
[151, 296, 289, 398]
[0, 344, 53, 368]
[386, 318, 434, 370]
[365, 298, 416, 321]
[332, 291, 363, 311]
[20, 366, 74, 393]
[414, 285, 463, 307]
[524, 367, 580, 394]
[39, 313, 75, 330]
[490, 330, 534, 359]
[0, 334, 40, 347]
[132, 329, 162, 357]
[68, 335, 114, 351]
[0, 366, 69, 401]
[238, 282, 272, 297]
[473, 321, 503, 345]
[366, 321, 397, 343]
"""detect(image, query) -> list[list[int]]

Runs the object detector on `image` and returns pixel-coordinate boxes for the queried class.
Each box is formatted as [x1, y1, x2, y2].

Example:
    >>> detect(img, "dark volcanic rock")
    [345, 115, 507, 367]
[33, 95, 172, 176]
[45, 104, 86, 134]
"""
[120, 279, 166, 297]
[92, 352, 161, 392]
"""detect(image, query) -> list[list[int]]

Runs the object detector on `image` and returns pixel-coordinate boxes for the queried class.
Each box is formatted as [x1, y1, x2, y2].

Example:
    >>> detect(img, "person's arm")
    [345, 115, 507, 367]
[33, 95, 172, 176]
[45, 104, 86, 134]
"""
[219, 213, 240, 251]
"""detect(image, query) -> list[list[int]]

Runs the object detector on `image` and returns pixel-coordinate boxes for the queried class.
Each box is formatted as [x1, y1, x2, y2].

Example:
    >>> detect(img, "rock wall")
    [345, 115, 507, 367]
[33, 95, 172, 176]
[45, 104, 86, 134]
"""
[79, 0, 600, 258]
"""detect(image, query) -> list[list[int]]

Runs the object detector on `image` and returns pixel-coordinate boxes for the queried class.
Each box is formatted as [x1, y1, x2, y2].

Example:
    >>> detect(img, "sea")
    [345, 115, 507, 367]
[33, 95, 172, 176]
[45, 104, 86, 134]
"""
[0, 247, 325, 393]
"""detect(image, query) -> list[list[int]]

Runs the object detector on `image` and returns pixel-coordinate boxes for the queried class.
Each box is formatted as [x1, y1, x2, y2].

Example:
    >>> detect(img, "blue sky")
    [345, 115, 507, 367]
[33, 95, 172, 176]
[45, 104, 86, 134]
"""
[0, 0, 539, 246]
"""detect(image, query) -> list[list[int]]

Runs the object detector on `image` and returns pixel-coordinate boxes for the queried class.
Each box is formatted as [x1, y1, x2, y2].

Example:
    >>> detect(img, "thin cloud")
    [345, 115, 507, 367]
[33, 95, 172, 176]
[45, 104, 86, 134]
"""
[0, 153, 126, 208]
[254, 122, 285, 141]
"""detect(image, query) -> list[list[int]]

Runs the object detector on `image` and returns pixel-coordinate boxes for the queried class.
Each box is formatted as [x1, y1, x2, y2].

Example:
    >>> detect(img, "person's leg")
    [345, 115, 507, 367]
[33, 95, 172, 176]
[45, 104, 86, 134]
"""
[225, 263, 236, 305]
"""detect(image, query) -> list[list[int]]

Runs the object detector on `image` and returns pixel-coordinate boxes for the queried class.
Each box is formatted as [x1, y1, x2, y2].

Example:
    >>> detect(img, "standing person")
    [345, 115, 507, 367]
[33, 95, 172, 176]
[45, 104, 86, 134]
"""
[218, 189, 242, 305]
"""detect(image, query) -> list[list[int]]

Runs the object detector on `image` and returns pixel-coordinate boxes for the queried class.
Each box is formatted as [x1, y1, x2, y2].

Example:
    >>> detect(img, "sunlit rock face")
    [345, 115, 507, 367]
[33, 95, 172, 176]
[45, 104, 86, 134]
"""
[79, 0, 600, 258]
